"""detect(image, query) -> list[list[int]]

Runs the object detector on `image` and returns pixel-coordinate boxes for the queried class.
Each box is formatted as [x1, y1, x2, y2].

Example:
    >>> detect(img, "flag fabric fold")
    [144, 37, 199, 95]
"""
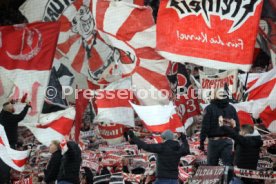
[26, 107, 76, 146]
[0, 125, 30, 171]
[130, 101, 184, 132]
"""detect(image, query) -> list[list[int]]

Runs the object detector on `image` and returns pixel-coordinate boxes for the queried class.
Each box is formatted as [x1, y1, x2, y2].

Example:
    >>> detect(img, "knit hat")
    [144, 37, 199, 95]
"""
[161, 130, 174, 141]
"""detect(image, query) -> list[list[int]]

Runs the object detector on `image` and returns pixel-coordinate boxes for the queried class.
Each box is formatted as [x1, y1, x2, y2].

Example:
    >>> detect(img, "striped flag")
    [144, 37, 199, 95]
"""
[94, 0, 171, 105]
[0, 22, 59, 124]
[26, 107, 76, 146]
[246, 68, 276, 101]
[0, 125, 30, 171]
[95, 78, 134, 127]
[130, 101, 184, 132]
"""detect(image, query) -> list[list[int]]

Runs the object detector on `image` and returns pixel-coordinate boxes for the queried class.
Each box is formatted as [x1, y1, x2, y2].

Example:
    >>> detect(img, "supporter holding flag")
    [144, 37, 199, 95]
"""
[0, 99, 31, 184]
[44, 140, 62, 184]
[128, 130, 189, 184]
[0, 100, 31, 148]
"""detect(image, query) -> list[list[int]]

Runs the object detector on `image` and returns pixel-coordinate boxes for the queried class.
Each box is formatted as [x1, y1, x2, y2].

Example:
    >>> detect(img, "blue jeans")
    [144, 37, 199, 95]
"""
[154, 178, 178, 184]
[57, 181, 73, 184]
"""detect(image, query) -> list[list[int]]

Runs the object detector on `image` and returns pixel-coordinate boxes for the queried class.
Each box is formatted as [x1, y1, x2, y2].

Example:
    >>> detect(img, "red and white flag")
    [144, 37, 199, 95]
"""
[26, 107, 76, 146]
[94, 0, 172, 99]
[259, 106, 276, 132]
[157, 0, 264, 71]
[246, 67, 276, 101]
[20, 0, 117, 85]
[0, 125, 30, 171]
[130, 101, 184, 133]
[239, 73, 262, 90]
[132, 58, 171, 105]
[95, 78, 134, 127]
[237, 110, 254, 126]
[0, 22, 59, 124]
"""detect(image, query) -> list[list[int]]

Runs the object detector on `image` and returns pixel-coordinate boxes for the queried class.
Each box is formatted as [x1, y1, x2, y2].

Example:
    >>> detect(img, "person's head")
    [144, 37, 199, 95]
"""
[49, 140, 61, 154]
[161, 130, 174, 141]
[240, 124, 254, 136]
[2, 101, 15, 113]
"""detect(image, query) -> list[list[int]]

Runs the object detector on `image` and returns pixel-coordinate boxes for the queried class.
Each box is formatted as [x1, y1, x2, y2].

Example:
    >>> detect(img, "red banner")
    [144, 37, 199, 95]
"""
[98, 123, 124, 139]
[157, 0, 264, 71]
[0, 22, 59, 71]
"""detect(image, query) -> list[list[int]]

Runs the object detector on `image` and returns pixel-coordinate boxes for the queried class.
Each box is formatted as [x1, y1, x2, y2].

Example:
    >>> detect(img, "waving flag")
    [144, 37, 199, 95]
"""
[0, 22, 59, 124]
[0, 125, 30, 171]
[130, 101, 184, 132]
[95, 78, 134, 127]
[167, 62, 200, 124]
[260, 106, 276, 132]
[157, 0, 264, 71]
[20, 0, 138, 85]
[94, 0, 172, 97]
[42, 67, 68, 114]
[26, 107, 75, 146]
[246, 68, 276, 101]
[132, 58, 171, 105]
[239, 73, 262, 90]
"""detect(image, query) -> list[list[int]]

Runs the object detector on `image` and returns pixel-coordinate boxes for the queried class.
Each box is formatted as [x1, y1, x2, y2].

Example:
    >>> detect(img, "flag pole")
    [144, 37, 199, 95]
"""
[242, 72, 249, 101]
[255, 126, 271, 134]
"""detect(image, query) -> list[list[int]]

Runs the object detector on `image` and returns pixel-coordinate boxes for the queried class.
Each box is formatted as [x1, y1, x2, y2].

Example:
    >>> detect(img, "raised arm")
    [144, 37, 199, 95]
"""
[8, 105, 30, 123]
[128, 131, 163, 154]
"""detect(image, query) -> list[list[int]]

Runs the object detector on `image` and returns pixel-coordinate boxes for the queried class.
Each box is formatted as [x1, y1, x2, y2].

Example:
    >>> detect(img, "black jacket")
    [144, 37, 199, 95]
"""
[57, 141, 82, 184]
[44, 150, 62, 183]
[0, 105, 29, 147]
[131, 134, 189, 179]
[222, 126, 263, 170]
[200, 99, 240, 145]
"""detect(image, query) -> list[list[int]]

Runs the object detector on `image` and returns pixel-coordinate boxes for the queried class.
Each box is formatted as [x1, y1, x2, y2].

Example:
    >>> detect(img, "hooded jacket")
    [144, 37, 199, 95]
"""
[44, 150, 62, 183]
[57, 141, 82, 184]
[0, 105, 30, 147]
[200, 99, 240, 145]
[222, 126, 263, 170]
[130, 134, 190, 179]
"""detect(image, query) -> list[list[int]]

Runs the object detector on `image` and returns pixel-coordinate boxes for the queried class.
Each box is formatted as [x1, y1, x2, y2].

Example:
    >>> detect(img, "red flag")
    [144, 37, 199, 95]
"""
[0, 22, 59, 123]
[237, 111, 254, 126]
[130, 101, 184, 133]
[157, 0, 264, 71]
[259, 106, 276, 132]
[247, 68, 276, 100]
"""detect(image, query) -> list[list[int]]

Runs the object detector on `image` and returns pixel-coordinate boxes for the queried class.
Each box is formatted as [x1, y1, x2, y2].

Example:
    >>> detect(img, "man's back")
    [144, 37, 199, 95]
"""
[128, 131, 190, 179]
[0, 110, 18, 146]
[235, 135, 263, 170]
[156, 140, 183, 179]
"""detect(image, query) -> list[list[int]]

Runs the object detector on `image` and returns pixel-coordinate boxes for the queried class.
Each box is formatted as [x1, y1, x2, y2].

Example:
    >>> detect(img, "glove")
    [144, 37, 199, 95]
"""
[128, 130, 135, 139]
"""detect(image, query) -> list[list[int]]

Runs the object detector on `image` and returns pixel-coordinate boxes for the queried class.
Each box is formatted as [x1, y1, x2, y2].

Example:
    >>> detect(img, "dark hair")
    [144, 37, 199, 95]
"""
[241, 124, 254, 134]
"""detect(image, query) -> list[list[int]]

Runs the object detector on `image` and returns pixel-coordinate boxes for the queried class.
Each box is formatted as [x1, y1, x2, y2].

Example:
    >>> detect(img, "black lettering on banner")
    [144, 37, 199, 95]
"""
[43, 0, 75, 21]
[168, 0, 262, 32]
